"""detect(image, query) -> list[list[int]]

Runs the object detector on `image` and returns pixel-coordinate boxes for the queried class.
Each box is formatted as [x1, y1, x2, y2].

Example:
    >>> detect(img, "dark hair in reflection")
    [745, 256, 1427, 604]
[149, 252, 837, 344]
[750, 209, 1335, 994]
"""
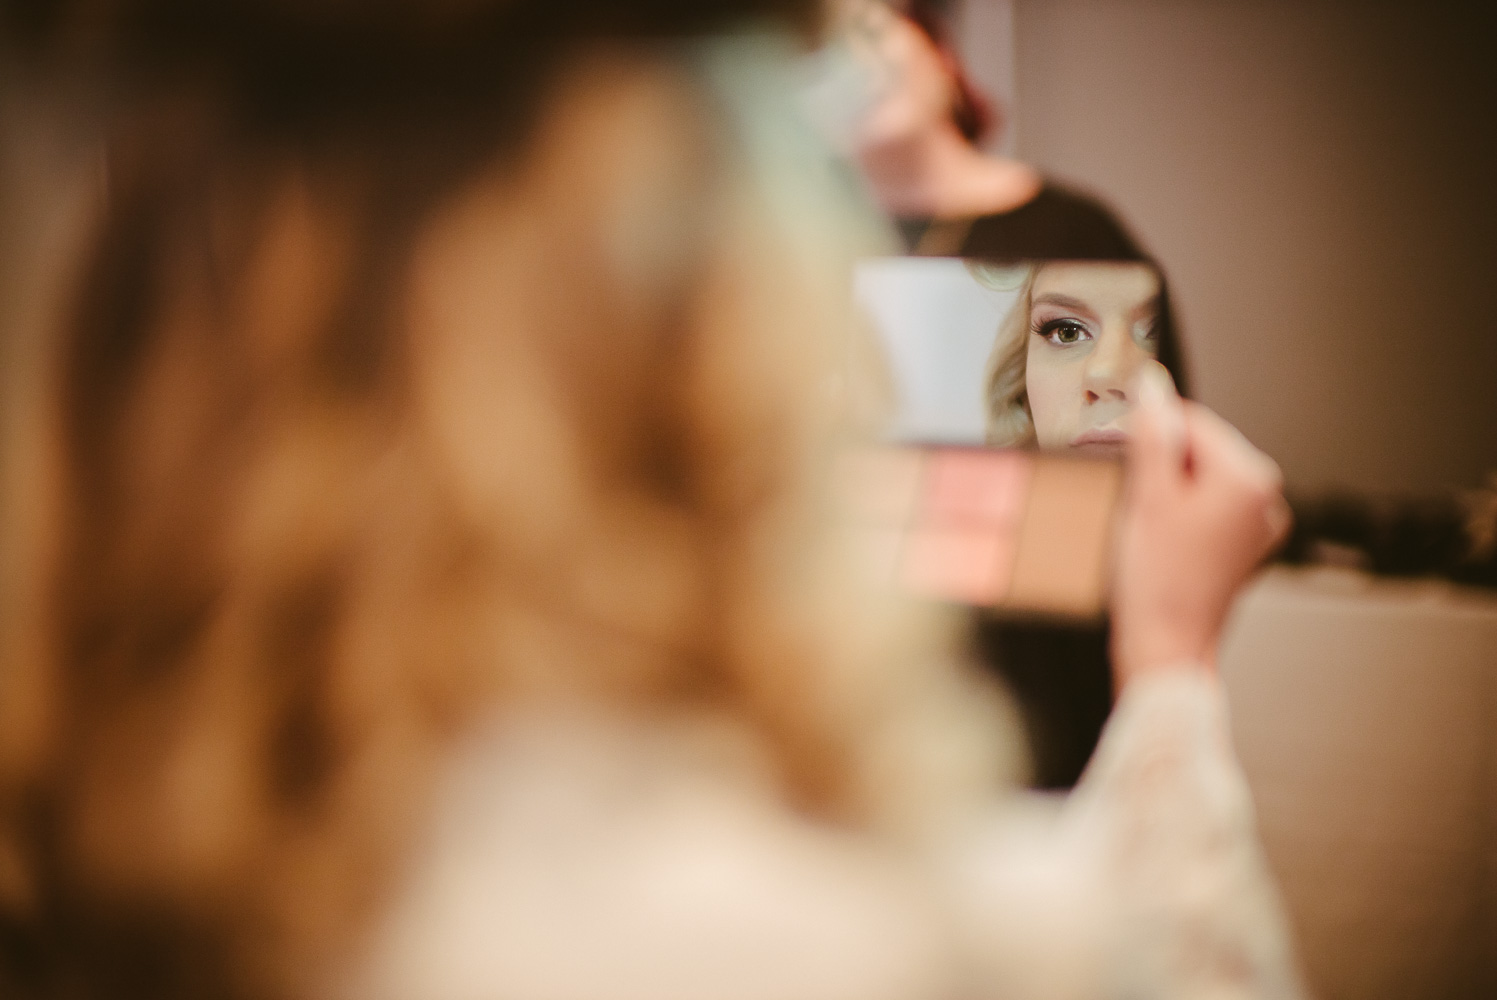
[1151, 278, 1188, 396]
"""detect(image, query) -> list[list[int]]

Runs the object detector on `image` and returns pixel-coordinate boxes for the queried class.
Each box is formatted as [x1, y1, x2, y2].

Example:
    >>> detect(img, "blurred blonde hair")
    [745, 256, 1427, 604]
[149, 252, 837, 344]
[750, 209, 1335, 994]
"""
[973, 261, 1038, 447]
[0, 42, 1013, 1000]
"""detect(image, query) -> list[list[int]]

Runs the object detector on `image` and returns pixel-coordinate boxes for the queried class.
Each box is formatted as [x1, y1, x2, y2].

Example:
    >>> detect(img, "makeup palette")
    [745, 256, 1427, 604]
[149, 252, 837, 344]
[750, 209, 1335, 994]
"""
[840, 445, 1123, 619]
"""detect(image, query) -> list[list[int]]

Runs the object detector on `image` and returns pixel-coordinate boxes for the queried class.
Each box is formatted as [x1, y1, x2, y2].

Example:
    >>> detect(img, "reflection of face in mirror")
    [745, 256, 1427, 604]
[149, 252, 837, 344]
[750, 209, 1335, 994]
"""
[985, 262, 1163, 454]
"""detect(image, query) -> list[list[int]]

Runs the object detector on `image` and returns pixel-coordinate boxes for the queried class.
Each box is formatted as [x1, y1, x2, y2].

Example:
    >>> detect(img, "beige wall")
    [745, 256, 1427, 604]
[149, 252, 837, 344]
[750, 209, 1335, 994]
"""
[981, 5, 1497, 997]
[1003, 0, 1497, 495]
[1221, 570, 1497, 999]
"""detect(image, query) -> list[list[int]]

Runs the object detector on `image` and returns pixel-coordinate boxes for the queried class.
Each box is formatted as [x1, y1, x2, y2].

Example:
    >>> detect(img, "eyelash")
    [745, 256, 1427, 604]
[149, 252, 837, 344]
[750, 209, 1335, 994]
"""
[1032, 318, 1091, 346]
[1031, 318, 1161, 346]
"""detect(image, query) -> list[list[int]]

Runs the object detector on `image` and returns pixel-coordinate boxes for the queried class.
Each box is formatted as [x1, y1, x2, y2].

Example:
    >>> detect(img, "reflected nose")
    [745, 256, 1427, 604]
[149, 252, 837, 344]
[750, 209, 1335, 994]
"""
[1083, 327, 1149, 405]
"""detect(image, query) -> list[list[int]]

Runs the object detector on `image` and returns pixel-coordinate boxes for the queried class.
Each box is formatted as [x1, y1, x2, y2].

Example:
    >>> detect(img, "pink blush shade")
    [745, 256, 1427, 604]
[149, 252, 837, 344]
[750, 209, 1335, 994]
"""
[921, 448, 1031, 527]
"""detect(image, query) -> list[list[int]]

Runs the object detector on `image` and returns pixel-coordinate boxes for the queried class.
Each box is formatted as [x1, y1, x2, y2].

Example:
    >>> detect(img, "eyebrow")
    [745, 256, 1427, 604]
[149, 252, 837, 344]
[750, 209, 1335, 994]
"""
[1030, 293, 1096, 316]
[1031, 292, 1161, 319]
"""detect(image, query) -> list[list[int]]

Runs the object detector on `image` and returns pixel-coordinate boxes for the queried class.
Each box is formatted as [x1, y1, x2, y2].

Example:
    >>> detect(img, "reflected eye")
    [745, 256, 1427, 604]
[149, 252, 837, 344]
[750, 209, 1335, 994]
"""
[1034, 318, 1091, 346]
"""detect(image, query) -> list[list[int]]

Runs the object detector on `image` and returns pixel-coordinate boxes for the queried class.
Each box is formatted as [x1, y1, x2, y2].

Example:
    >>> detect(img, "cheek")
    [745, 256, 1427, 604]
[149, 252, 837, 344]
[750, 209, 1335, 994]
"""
[1024, 349, 1082, 447]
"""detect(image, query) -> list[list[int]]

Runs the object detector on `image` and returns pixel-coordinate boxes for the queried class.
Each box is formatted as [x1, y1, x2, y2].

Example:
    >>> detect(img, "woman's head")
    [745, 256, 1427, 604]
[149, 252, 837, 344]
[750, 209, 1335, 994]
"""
[0, 17, 1010, 999]
[983, 260, 1181, 452]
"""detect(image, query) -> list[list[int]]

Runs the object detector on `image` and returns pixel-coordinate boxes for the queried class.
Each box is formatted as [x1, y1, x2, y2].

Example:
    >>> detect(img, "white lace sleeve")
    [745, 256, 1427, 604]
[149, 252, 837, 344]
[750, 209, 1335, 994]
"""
[350, 677, 1309, 1000]
[940, 671, 1310, 1000]
[1075, 670, 1308, 999]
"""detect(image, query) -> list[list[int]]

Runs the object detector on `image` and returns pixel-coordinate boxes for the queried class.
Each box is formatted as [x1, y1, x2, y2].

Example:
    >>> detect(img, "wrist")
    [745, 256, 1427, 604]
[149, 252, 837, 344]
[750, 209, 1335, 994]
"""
[1112, 632, 1219, 691]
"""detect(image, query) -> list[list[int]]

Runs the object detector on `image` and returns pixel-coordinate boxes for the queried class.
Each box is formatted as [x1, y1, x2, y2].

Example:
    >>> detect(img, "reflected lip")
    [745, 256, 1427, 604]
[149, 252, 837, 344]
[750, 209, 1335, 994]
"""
[1070, 428, 1129, 449]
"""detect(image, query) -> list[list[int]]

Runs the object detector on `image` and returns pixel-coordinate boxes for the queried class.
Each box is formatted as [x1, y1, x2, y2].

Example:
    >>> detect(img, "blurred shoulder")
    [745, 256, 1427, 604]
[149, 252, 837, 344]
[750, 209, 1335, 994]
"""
[342, 709, 959, 1000]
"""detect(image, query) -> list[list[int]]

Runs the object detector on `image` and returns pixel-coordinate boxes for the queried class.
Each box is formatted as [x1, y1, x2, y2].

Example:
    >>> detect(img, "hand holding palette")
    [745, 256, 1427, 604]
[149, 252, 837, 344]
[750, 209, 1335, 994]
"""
[839, 445, 1123, 620]
[852, 256, 1139, 784]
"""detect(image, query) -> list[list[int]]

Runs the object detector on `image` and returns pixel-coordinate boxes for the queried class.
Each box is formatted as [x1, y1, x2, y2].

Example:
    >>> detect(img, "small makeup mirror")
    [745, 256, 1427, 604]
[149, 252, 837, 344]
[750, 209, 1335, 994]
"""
[853, 256, 1177, 455]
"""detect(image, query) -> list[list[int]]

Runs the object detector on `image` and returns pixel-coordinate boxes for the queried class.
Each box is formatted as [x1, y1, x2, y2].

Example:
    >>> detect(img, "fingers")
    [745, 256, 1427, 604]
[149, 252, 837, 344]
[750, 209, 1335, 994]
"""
[1180, 401, 1291, 553]
[1127, 363, 1187, 492]
[1182, 404, 1282, 497]
[1112, 389, 1291, 681]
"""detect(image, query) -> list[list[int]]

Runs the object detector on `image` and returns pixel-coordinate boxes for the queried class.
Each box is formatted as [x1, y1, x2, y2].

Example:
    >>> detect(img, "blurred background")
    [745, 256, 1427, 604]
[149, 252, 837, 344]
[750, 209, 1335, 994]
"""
[958, 0, 1497, 496]
[950, 3, 1497, 997]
